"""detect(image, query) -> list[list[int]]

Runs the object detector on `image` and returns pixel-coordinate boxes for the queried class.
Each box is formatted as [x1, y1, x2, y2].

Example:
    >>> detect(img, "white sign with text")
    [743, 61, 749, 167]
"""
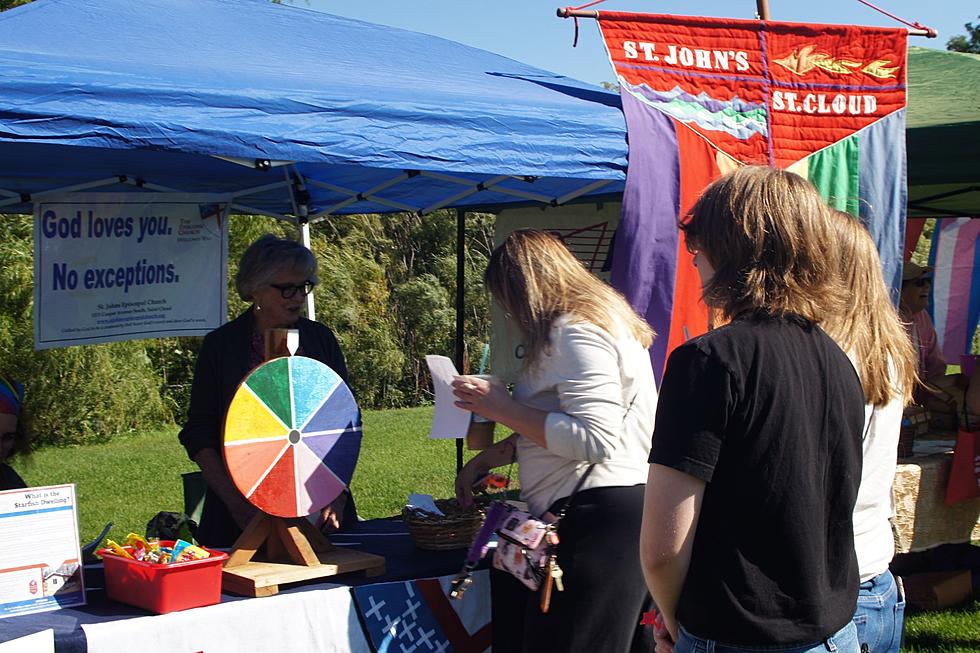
[33, 194, 228, 349]
[0, 485, 84, 619]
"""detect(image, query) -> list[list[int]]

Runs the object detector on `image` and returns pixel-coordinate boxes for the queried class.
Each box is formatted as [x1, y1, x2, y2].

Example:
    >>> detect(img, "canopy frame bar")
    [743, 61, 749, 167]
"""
[555, 7, 937, 37]
[226, 180, 290, 200]
[555, 179, 615, 205]
[0, 168, 621, 220]
[419, 174, 511, 215]
[309, 172, 419, 220]
[419, 170, 555, 204]
[912, 186, 980, 205]
[0, 176, 126, 208]
[123, 179, 182, 193]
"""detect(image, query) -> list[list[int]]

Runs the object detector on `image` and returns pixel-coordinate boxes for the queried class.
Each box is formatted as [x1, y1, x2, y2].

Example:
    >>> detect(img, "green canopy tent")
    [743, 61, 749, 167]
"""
[907, 47, 980, 218]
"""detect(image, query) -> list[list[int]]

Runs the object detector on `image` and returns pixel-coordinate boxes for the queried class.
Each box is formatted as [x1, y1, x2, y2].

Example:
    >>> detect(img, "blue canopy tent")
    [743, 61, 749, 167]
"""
[0, 0, 627, 218]
[0, 0, 634, 471]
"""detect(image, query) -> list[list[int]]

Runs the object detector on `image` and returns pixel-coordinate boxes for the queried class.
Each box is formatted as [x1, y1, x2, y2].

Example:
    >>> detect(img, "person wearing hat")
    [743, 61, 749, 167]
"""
[0, 374, 28, 491]
[900, 262, 946, 385]
[899, 262, 978, 429]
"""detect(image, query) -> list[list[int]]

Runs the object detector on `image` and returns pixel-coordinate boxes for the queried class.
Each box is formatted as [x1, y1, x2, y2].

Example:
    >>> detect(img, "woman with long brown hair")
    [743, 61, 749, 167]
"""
[824, 211, 916, 653]
[453, 228, 658, 652]
[641, 166, 864, 653]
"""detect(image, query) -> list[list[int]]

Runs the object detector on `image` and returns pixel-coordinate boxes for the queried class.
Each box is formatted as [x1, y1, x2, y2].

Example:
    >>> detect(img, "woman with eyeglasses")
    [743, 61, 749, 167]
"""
[0, 374, 28, 491]
[899, 263, 944, 387]
[178, 233, 354, 547]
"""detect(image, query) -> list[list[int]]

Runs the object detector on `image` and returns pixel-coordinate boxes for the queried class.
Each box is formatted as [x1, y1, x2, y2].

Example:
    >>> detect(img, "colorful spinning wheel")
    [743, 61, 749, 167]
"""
[223, 356, 361, 518]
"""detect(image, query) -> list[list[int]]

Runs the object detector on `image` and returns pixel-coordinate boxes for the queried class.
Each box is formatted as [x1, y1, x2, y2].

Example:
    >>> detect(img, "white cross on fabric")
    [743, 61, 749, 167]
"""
[398, 619, 418, 640]
[383, 613, 399, 638]
[403, 598, 421, 621]
[365, 596, 387, 621]
[414, 626, 439, 650]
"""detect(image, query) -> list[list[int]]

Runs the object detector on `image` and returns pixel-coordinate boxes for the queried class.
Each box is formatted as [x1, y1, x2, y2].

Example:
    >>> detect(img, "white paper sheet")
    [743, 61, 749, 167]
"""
[406, 493, 445, 516]
[0, 629, 54, 653]
[425, 355, 471, 439]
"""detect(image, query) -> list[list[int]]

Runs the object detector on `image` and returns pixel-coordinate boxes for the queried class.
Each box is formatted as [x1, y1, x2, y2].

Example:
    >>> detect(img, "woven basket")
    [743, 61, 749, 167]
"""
[402, 499, 486, 551]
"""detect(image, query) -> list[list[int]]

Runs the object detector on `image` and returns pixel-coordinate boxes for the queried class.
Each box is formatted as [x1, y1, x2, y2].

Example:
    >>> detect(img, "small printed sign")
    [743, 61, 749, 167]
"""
[0, 485, 85, 618]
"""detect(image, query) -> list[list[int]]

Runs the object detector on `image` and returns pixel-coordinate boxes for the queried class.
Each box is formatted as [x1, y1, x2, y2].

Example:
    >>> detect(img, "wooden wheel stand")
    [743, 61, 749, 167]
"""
[221, 328, 385, 597]
[222, 512, 385, 597]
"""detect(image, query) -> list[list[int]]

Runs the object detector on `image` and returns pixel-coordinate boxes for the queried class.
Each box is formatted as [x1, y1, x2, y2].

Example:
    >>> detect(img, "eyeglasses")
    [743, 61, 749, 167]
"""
[269, 281, 316, 299]
[912, 278, 932, 288]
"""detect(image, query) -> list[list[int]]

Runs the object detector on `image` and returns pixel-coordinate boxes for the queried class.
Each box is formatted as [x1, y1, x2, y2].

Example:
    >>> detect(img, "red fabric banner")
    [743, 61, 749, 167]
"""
[599, 13, 907, 168]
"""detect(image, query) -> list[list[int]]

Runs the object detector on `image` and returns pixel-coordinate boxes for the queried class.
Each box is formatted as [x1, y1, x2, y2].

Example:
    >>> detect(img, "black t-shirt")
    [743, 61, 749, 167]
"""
[650, 314, 864, 646]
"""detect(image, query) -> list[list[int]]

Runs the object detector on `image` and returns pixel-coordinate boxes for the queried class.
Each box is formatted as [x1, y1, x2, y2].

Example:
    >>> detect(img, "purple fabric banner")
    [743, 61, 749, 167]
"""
[609, 91, 681, 384]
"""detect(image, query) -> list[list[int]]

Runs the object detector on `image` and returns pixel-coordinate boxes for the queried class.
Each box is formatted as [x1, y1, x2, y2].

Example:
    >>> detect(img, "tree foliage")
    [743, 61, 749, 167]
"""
[0, 0, 31, 12]
[0, 210, 494, 447]
[0, 216, 170, 447]
[946, 15, 980, 54]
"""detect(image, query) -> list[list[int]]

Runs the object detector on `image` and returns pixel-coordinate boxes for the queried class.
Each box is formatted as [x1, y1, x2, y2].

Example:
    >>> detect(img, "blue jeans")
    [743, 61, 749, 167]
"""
[676, 621, 859, 653]
[852, 569, 904, 653]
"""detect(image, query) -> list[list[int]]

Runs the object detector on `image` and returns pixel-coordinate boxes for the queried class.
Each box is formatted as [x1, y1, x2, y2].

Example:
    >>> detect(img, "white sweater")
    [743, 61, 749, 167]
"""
[512, 315, 658, 516]
[854, 394, 903, 581]
[849, 355, 903, 582]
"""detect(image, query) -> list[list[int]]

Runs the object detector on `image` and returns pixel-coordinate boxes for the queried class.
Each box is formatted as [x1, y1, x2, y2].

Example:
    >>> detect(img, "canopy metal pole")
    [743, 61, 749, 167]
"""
[455, 208, 466, 474]
[300, 221, 316, 321]
[756, 0, 770, 21]
[556, 7, 935, 36]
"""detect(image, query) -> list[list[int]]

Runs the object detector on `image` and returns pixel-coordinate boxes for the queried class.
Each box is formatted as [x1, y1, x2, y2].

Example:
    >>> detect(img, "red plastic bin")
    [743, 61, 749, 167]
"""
[98, 540, 228, 614]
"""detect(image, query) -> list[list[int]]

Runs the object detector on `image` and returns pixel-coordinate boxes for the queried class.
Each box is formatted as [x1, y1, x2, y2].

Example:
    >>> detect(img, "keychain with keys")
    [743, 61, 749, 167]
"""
[550, 557, 565, 592]
[449, 572, 474, 599]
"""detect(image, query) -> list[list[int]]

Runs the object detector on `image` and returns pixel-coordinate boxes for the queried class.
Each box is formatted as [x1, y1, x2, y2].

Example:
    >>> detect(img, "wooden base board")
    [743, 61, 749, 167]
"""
[222, 548, 386, 597]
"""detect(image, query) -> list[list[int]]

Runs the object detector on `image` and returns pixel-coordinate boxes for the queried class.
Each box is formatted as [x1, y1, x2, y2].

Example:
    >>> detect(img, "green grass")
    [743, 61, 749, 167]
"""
[903, 601, 980, 652]
[11, 407, 977, 652]
[15, 405, 481, 545]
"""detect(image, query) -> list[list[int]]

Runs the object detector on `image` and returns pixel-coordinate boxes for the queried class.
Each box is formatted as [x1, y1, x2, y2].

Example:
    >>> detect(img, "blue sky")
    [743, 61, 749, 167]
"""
[294, 1, 976, 85]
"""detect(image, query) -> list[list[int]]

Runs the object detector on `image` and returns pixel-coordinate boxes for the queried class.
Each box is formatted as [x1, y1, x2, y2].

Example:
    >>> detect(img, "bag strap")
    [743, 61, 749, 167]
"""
[553, 390, 637, 523]
[863, 407, 875, 442]
[553, 463, 595, 522]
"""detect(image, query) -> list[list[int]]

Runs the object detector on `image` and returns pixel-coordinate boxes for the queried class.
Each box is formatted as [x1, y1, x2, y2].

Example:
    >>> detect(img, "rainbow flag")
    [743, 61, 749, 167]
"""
[928, 218, 980, 362]
[600, 13, 908, 380]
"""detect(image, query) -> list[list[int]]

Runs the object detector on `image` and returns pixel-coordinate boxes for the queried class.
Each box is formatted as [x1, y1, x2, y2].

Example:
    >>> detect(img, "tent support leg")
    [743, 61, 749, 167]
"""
[300, 222, 316, 321]
[455, 208, 465, 474]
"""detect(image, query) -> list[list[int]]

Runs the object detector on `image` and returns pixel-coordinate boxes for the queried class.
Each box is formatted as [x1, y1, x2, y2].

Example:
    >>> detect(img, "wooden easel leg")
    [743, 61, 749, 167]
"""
[293, 517, 335, 554]
[276, 519, 320, 566]
[225, 512, 272, 568]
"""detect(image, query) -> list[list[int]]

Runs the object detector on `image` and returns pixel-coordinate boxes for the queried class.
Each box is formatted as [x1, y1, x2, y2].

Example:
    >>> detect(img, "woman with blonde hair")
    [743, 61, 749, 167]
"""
[824, 211, 916, 653]
[642, 166, 865, 653]
[453, 228, 658, 652]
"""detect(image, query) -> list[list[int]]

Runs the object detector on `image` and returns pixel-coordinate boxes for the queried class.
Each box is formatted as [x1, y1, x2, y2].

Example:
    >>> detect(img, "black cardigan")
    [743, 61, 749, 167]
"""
[178, 309, 351, 546]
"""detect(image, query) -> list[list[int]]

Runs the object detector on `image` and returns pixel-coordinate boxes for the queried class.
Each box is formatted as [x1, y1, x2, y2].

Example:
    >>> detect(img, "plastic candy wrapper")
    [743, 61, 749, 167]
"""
[125, 532, 150, 561]
[103, 539, 134, 560]
[99, 538, 208, 566]
[172, 540, 210, 563]
[474, 472, 510, 493]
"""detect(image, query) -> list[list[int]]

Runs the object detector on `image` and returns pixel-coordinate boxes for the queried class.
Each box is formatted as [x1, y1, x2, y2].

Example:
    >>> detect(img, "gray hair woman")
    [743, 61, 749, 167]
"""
[236, 234, 318, 303]
[178, 233, 354, 547]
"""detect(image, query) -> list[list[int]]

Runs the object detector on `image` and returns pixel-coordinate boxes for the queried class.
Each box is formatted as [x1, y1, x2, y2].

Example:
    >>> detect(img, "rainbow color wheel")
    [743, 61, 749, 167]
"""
[223, 356, 361, 518]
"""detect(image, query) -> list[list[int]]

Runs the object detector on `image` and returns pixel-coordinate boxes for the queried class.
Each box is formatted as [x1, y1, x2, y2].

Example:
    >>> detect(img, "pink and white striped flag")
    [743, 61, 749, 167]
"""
[928, 218, 980, 362]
